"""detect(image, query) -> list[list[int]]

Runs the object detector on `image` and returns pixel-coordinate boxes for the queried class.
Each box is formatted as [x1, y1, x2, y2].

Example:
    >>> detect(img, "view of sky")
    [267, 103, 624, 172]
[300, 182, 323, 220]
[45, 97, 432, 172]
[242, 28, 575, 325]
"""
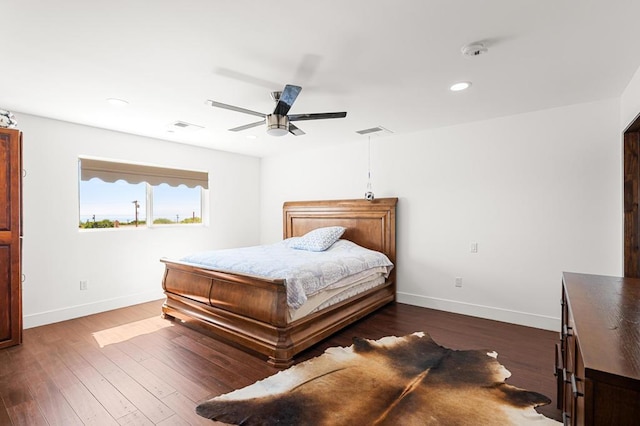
[79, 179, 201, 223]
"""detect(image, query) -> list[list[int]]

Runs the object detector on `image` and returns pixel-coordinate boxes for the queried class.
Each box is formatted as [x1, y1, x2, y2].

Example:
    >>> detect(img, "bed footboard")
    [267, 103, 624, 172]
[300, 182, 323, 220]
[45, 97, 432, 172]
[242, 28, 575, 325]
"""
[161, 258, 395, 367]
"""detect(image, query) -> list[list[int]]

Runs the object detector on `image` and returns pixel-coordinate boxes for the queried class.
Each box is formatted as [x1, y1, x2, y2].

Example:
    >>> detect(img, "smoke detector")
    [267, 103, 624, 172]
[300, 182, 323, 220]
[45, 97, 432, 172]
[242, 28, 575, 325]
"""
[461, 43, 488, 57]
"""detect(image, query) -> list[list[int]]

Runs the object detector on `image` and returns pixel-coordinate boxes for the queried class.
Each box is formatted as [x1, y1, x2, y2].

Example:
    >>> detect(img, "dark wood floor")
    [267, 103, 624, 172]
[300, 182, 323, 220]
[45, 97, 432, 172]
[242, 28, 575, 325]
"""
[0, 300, 561, 425]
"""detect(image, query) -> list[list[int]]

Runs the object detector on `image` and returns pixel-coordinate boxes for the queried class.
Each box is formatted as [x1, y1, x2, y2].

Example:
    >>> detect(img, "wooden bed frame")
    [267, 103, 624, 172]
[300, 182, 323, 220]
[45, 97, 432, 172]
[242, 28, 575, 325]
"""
[161, 198, 397, 367]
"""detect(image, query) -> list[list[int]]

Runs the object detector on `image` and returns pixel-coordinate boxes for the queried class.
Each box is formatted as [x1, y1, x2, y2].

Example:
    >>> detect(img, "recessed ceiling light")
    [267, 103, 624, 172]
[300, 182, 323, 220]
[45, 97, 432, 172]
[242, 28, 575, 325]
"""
[106, 98, 129, 106]
[450, 82, 472, 92]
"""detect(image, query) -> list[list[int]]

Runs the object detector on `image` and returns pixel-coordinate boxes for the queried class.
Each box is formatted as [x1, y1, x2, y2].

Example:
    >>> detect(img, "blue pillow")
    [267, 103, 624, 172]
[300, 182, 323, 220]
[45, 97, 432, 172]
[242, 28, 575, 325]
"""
[289, 226, 346, 252]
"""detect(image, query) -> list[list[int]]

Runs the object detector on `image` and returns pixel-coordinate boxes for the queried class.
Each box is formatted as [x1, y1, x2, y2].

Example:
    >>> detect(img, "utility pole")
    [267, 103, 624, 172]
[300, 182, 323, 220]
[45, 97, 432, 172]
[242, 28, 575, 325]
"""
[132, 200, 139, 227]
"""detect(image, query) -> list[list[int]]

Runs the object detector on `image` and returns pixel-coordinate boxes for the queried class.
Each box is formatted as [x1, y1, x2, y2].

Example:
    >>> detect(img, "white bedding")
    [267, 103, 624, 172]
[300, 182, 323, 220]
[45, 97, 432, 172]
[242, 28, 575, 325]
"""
[179, 239, 394, 310]
[288, 274, 387, 322]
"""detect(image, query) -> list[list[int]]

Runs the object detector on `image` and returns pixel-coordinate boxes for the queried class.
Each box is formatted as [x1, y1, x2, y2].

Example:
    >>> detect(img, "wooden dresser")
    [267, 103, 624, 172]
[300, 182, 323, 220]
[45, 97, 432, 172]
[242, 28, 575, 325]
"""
[0, 128, 22, 349]
[557, 272, 640, 425]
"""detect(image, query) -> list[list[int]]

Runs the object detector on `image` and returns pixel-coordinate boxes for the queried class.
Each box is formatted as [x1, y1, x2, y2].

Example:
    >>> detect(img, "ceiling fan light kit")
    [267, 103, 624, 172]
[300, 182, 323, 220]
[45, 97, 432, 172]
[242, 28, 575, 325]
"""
[266, 114, 288, 136]
[207, 84, 347, 137]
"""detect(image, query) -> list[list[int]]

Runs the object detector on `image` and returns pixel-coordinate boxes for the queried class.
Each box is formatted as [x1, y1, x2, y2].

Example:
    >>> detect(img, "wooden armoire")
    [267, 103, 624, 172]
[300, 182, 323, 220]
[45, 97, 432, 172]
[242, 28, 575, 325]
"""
[0, 128, 22, 349]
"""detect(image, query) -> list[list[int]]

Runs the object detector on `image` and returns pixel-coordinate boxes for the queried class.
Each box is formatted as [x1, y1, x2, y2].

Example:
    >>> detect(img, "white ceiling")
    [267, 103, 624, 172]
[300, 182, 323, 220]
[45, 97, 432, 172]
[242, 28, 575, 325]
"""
[2, 1, 639, 157]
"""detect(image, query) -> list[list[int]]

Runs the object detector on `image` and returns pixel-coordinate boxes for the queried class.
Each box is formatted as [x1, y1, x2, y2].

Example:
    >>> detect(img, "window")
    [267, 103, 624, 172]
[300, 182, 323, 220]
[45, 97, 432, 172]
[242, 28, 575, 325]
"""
[79, 179, 147, 228]
[152, 183, 203, 225]
[78, 157, 208, 229]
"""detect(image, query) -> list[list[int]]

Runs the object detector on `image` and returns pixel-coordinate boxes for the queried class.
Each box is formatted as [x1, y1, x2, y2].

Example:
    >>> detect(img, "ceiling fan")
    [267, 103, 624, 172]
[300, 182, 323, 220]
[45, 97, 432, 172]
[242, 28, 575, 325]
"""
[206, 84, 347, 137]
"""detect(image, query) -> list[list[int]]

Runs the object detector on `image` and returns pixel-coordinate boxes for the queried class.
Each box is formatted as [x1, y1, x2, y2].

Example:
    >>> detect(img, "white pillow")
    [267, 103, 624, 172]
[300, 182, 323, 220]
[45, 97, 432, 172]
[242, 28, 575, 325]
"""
[289, 226, 346, 252]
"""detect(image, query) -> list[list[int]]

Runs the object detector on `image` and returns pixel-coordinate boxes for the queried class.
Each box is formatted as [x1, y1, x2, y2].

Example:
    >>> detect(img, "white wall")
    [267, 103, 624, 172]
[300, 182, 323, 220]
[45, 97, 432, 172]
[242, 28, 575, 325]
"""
[15, 90, 629, 331]
[622, 65, 640, 130]
[260, 98, 622, 331]
[17, 113, 261, 328]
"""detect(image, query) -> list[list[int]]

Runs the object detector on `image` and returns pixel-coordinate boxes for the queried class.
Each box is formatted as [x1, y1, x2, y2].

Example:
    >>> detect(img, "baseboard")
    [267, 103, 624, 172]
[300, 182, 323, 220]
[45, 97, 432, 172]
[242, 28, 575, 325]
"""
[23, 290, 165, 329]
[24, 291, 560, 331]
[396, 291, 560, 331]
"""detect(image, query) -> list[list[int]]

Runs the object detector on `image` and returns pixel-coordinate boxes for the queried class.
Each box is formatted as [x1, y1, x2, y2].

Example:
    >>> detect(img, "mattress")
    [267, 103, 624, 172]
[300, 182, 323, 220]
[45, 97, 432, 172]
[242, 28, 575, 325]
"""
[288, 274, 387, 322]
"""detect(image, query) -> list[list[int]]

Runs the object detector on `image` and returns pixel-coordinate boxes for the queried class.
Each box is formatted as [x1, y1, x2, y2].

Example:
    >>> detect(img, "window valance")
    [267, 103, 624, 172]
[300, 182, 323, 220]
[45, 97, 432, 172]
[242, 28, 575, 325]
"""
[79, 158, 208, 189]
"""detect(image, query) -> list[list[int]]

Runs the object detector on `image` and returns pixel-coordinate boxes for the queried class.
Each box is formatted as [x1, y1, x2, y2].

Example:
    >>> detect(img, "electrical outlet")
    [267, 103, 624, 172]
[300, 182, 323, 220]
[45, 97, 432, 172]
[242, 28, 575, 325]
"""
[455, 277, 462, 288]
[470, 242, 478, 253]
[80, 280, 88, 291]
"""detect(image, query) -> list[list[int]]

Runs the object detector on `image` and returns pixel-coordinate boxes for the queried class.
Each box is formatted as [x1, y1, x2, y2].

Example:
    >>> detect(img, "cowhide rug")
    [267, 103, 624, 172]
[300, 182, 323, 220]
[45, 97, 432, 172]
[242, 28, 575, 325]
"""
[196, 332, 560, 425]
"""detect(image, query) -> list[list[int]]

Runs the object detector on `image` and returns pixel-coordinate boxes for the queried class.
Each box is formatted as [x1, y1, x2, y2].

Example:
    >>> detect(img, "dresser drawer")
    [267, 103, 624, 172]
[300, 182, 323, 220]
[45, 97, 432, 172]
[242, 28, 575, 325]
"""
[555, 343, 564, 410]
[571, 346, 585, 425]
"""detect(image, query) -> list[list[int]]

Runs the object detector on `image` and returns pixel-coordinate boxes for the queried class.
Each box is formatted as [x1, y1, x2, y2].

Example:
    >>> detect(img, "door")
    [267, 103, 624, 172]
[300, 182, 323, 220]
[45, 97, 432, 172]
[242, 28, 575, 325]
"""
[0, 129, 22, 348]
[624, 113, 640, 277]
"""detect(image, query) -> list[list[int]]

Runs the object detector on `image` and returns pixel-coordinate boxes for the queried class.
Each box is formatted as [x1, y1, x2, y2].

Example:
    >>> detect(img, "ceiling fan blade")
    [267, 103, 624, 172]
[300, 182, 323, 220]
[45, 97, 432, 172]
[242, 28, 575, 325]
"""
[289, 123, 306, 136]
[207, 100, 266, 118]
[214, 67, 281, 90]
[292, 54, 322, 85]
[229, 120, 265, 132]
[288, 112, 347, 121]
[273, 84, 302, 116]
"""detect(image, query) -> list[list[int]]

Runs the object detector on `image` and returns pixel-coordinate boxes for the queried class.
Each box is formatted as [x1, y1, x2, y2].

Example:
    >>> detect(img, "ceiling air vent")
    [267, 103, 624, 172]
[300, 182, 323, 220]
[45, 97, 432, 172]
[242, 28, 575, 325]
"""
[355, 126, 393, 136]
[167, 121, 204, 133]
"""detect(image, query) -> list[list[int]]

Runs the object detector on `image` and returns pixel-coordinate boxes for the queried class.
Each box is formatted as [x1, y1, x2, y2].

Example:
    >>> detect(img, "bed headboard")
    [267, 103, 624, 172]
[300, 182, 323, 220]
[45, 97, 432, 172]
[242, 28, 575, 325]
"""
[283, 198, 397, 263]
